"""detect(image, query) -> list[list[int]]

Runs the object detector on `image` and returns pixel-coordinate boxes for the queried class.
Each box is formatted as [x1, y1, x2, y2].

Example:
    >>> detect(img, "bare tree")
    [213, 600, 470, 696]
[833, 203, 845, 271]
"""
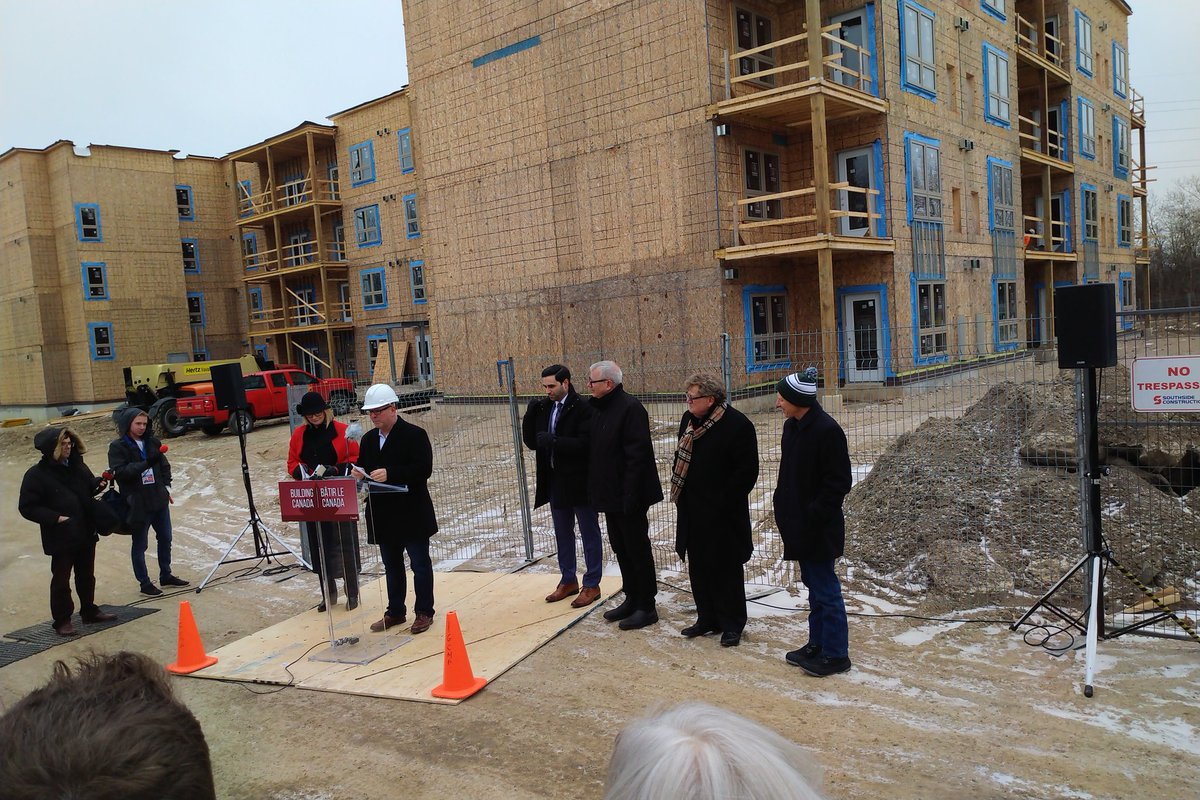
[1148, 177, 1200, 308]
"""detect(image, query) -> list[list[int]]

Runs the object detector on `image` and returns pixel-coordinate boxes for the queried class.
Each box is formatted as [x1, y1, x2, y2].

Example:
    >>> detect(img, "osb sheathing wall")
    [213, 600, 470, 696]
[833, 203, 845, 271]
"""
[402, 0, 726, 392]
[0, 143, 237, 406]
[331, 90, 428, 378]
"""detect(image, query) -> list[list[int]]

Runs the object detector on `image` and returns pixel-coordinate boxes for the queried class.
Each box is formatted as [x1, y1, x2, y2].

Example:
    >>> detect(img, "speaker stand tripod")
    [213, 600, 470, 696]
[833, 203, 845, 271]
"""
[1011, 366, 1199, 695]
[197, 409, 309, 592]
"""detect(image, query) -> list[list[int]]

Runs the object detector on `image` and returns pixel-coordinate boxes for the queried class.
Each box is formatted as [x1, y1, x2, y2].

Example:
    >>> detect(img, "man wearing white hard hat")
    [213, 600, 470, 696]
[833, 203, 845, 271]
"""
[355, 383, 439, 634]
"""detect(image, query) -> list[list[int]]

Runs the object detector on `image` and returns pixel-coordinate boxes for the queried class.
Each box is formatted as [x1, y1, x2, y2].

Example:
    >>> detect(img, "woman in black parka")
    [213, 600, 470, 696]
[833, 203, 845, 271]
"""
[18, 427, 118, 636]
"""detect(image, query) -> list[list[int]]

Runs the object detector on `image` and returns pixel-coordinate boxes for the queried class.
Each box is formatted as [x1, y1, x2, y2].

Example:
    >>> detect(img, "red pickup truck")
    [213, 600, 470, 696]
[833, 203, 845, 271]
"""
[176, 369, 356, 435]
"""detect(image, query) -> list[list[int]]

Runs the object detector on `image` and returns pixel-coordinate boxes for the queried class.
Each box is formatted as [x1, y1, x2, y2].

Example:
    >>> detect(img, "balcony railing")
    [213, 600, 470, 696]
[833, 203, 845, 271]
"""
[1022, 214, 1070, 254]
[1015, 13, 1068, 73]
[238, 174, 341, 218]
[243, 240, 347, 272]
[1018, 114, 1069, 162]
[731, 183, 882, 245]
[1130, 87, 1145, 125]
[724, 23, 876, 100]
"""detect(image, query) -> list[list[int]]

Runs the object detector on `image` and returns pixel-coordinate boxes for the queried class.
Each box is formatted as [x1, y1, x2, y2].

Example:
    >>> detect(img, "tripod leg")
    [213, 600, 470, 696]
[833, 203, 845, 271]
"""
[256, 518, 312, 570]
[197, 521, 254, 592]
[1083, 554, 1103, 697]
[1011, 553, 1091, 631]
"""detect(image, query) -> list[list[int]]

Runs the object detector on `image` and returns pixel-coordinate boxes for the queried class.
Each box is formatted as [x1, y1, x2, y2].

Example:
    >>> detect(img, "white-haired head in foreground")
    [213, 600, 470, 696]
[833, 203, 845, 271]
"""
[603, 702, 826, 800]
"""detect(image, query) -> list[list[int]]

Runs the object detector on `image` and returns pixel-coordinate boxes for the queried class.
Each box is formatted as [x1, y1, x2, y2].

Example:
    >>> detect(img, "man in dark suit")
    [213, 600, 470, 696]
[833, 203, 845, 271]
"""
[522, 364, 604, 607]
[773, 367, 853, 677]
[356, 384, 439, 634]
[587, 360, 664, 631]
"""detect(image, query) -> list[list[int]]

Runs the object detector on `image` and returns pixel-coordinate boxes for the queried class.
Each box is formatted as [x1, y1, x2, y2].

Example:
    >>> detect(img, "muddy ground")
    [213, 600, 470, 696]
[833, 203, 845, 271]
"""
[1, 410, 1197, 800]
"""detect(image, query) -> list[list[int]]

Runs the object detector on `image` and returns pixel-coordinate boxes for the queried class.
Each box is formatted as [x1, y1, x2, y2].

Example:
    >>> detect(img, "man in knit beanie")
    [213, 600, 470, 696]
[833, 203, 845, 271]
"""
[773, 367, 854, 676]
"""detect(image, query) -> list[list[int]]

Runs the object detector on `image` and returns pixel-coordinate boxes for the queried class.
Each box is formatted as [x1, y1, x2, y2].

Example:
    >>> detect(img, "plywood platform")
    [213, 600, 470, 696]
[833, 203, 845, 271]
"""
[185, 571, 600, 704]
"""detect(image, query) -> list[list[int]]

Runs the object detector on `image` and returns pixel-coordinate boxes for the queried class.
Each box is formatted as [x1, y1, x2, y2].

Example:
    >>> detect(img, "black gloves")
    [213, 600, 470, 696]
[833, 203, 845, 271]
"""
[536, 431, 555, 450]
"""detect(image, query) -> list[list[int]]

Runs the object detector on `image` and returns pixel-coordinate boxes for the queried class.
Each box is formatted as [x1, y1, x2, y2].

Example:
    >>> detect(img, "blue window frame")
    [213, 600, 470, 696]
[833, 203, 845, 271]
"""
[1075, 10, 1093, 77]
[398, 128, 414, 173]
[254, 343, 269, 362]
[1112, 42, 1128, 99]
[1112, 116, 1130, 179]
[81, 262, 108, 301]
[353, 205, 381, 248]
[242, 232, 259, 270]
[835, 283, 894, 380]
[349, 141, 375, 187]
[186, 292, 206, 326]
[982, 43, 1011, 127]
[1080, 184, 1098, 242]
[743, 285, 790, 372]
[181, 238, 199, 273]
[75, 203, 102, 242]
[238, 180, 253, 217]
[980, 0, 1004, 22]
[360, 267, 388, 310]
[993, 278, 1020, 351]
[409, 259, 427, 304]
[366, 334, 389, 374]
[1077, 97, 1096, 160]
[88, 322, 114, 361]
[1118, 272, 1134, 328]
[176, 184, 194, 221]
[986, 156, 1015, 235]
[248, 287, 264, 320]
[1117, 194, 1132, 248]
[899, 0, 936, 100]
[403, 193, 420, 238]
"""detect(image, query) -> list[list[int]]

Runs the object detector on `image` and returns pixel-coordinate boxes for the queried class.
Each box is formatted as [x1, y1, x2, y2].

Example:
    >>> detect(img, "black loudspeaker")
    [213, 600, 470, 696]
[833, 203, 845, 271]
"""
[1055, 284, 1118, 369]
[210, 362, 247, 411]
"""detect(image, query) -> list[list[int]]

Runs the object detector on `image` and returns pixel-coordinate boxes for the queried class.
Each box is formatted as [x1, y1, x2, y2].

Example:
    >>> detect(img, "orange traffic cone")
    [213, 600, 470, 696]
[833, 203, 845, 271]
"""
[166, 600, 218, 675]
[431, 610, 487, 700]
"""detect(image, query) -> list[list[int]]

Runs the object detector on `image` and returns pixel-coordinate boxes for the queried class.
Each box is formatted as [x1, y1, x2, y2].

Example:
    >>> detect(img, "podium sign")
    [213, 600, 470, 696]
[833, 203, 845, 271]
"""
[279, 477, 360, 522]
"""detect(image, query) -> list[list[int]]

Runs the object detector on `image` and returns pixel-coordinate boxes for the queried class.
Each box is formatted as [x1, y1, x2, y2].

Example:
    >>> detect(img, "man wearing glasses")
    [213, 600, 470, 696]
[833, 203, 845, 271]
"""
[356, 383, 439, 635]
[586, 360, 663, 630]
[521, 364, 604, 608]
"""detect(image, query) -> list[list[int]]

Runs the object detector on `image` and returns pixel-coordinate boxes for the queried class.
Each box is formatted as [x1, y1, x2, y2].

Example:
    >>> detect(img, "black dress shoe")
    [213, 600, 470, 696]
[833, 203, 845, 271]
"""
[680, 622, 719, 638]
[618, 609, 659, 631]
[316, 601, 327, 613]
[346, 596, 359, 611]
[602, 598, 637, 622]
[720, 632, 741, 647]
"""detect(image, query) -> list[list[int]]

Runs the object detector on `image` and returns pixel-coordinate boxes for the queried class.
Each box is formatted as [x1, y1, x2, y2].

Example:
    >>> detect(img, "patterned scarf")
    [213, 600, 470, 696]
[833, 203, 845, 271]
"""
[670, 402, 726, 503]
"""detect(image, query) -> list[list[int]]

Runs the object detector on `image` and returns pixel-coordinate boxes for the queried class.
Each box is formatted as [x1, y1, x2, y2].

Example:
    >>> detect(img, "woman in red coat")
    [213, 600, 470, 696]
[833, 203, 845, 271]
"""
[287, 392, 361, 612]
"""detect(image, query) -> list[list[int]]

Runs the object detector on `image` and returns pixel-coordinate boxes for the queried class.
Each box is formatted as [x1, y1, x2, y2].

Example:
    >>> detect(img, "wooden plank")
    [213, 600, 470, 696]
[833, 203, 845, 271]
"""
[185, 572, 604, 704]
[370, 341, 408, 385]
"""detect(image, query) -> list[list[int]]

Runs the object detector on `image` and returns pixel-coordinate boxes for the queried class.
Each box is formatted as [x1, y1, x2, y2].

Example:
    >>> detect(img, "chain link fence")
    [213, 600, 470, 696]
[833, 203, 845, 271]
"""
[355, 309, 1198, 639]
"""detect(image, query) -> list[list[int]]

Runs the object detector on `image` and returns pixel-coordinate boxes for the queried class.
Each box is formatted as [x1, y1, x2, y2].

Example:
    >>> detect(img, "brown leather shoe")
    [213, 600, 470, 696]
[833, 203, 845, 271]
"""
[54, 621, 79, 637]
[410, 613, 434, 634]
[571, 586, 601, 608]
[82, 610, 118, 624]
[545, 582, 580, 603]
[369, 614, 406, 632]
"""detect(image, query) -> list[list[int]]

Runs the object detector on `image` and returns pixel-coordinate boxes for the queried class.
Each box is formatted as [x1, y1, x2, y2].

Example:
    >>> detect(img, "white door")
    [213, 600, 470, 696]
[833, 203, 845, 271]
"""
[843, 291, 883, 382]
[836, 146, 874, 237]
[830, 9, 867, 89]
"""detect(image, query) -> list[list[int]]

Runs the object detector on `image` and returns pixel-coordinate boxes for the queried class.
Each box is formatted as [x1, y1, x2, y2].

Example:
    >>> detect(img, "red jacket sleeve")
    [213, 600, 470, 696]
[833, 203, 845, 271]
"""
[286, 425, 305, 479]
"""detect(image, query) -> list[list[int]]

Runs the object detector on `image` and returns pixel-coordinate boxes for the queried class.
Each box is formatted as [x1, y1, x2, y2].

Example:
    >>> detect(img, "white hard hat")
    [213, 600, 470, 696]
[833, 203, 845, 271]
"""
[361, 383, 399, 411]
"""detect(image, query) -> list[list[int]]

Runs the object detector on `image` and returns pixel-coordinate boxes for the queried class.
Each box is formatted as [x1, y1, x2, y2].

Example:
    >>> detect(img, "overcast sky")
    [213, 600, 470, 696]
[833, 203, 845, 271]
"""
[0, 1, 1196, 195]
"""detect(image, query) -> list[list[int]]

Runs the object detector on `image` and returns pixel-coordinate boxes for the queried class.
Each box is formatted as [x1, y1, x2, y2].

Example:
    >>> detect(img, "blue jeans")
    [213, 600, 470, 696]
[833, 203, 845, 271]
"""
[550, 505, 603, 588]
[378, 537, 434, 619]
[799, 559, 848, 658]
[131, 506, 173, 585]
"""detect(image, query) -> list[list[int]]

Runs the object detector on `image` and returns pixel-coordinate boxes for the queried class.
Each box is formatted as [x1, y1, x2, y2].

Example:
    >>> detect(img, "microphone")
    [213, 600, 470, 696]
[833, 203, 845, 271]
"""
[159, 444, 169, 453]
[101, 471, 114, 481]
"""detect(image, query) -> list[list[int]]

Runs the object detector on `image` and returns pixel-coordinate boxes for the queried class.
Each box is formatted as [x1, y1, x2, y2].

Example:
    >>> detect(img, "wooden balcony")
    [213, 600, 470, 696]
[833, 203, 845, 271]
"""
[242, 241, 348, 277]
[1130, 87, 1146, 128]
[237, 173, 341, 222]
[1017, 114, 1073, 172]
[717, 183, 893, 261]
[709, 24, 886, 128]
[1021, 214, 1076, 263]
[1014, 13, 1071, 87]
[247, 293, 353, 337]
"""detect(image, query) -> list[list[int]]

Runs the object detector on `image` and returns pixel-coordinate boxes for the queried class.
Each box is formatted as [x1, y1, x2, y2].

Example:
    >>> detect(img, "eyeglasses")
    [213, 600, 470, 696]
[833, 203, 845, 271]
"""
[587, 378, 610, 386]
[366, 407, 390, 416]
[684, 394, 711, 404]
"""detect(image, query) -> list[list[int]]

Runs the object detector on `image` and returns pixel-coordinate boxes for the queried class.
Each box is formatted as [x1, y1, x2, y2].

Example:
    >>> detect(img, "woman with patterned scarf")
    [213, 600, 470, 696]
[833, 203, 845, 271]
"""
[670, 372, 759, 647]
